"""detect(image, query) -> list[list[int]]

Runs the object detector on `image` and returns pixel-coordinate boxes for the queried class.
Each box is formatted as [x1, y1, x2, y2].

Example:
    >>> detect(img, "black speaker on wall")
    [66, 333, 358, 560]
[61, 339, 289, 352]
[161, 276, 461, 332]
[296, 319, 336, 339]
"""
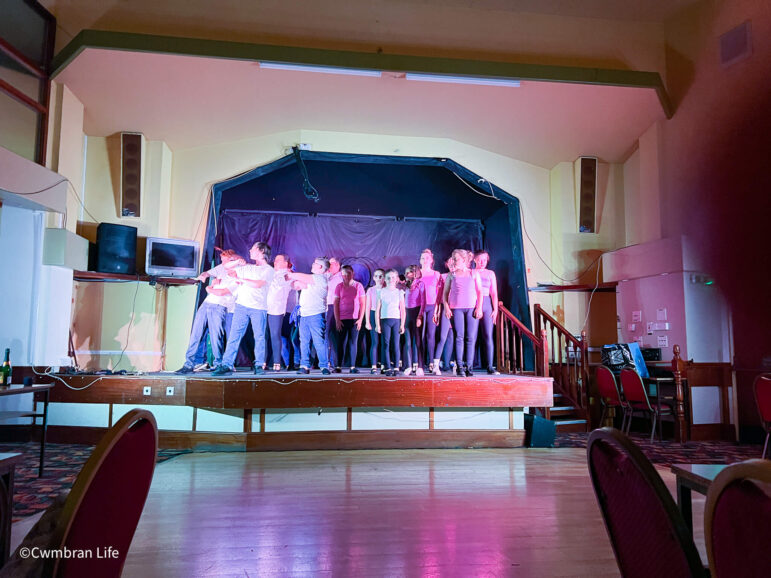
[96, 223, 137, 275]
[578, 156, 598, 233]
[121, 132, 142, 217]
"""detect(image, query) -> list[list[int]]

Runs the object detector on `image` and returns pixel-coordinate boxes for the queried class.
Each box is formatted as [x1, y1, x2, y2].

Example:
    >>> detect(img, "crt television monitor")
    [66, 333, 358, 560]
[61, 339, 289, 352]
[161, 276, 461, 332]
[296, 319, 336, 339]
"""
[145, 237, 199, 277]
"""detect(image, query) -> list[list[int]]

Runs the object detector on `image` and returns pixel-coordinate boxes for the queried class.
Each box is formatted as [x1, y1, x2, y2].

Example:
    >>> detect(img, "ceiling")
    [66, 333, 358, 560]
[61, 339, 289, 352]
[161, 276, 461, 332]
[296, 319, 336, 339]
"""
[55, 48, 665, 168]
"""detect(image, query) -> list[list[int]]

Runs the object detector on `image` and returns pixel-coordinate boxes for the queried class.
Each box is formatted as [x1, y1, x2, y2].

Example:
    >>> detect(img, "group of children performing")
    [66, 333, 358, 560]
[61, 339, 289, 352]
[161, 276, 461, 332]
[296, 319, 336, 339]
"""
[176, 243, 499, 377]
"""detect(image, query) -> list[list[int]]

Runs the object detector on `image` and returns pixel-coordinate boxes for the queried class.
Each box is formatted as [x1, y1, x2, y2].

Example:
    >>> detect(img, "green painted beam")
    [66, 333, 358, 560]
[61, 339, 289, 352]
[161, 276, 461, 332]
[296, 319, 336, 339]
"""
[51, 30, 673, 118]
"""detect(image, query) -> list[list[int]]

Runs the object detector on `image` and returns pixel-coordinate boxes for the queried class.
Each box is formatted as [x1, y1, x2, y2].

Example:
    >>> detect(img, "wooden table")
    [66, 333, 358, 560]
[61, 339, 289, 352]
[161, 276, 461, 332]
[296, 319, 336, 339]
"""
[0, 452, 23, 566]
[644, 375, 689, 442]
[670, 463, 727, 532]
[0, 384, 53, 477]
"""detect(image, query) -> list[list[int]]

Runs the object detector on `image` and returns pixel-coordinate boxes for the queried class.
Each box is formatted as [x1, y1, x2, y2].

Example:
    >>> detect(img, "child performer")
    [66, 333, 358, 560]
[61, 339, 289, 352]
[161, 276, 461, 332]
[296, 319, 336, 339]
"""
[325, 257, 343, 372]
[474, 251, 500, 374]
[402, 265, 425, 376]
[266, 254, 293, 371]
[213, 242, 274, 375]
[442, 249, 483, 377]
[334, 265, 366, 373]
[376, 269, 405, 377]
[364, 268, 386, 374]
[176, 250, 244, 373]
[419, 249, 441, 372]
[286, 258, 331, 375]
[431, 257, 455, 375]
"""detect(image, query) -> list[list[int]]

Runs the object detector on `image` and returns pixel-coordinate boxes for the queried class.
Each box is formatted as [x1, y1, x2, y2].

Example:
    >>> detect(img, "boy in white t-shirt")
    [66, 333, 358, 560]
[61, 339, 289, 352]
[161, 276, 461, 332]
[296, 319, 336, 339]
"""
[176, 250, 244, 373]
[286, 257, 331, 375]
[213, 242, 274, 375]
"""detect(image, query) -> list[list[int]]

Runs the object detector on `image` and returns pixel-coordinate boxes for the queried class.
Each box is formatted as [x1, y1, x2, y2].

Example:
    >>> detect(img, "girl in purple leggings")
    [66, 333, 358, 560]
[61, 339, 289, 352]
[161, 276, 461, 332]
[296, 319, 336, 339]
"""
[474, 251, 499, 374]
[442, 249, 482, 377]
[419, 249, 441, 373]
[432, 257, 455, 375]
[402, 265, 425, 376]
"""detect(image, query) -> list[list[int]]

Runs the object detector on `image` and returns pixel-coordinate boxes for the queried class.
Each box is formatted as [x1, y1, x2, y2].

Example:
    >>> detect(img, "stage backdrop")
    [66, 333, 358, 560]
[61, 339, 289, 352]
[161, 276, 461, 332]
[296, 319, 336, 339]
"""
[220, 212, 482, 286]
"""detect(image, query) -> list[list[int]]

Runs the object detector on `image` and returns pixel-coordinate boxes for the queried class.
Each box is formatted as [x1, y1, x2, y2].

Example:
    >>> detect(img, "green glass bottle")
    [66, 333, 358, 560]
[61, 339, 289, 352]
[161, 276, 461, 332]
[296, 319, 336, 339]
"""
[0, 348, 10, 386]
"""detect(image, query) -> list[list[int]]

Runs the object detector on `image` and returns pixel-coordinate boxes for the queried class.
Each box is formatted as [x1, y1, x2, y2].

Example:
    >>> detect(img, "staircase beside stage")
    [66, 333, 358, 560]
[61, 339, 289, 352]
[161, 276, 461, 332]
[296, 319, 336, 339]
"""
[497, 304, 590, 432]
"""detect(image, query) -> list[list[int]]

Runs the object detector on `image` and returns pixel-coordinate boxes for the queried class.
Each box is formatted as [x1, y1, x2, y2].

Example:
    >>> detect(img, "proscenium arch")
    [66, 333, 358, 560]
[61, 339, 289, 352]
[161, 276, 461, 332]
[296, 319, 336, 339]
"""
[202, 151, 533, 352]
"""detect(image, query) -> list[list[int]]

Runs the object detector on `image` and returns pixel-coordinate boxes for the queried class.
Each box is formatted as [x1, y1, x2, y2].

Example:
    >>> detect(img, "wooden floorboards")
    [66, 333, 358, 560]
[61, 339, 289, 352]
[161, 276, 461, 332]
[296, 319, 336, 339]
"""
[120, 448, 706, 577]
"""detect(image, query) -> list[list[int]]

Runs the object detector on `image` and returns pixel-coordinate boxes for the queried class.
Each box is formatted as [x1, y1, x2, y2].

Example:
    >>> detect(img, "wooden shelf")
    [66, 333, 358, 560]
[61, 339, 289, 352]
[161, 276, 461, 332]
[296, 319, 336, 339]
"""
[528, 282, 617, 293]
[73, 270, 198, 286]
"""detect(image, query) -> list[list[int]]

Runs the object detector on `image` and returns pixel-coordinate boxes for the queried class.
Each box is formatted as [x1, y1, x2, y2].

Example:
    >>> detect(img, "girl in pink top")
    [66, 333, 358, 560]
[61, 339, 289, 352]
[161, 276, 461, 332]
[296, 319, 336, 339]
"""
[474, 251, 500, 374]
[442, 249, 483, 376]
[419, 249, 441, 372]
[334, 265, 366, 373]
[402, 265, 425, 376]
[431, 257, 456, 375]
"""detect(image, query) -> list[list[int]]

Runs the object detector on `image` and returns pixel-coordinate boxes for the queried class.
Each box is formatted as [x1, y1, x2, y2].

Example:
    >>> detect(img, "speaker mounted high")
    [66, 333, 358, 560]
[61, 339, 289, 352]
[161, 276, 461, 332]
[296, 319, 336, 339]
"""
[577, 156, 598, 233]
[120, 132, 143, 218]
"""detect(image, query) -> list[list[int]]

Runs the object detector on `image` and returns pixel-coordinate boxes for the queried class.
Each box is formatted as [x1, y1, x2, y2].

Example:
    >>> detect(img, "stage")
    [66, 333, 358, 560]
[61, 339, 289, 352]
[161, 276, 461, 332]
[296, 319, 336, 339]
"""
[41, 371, 552, 451]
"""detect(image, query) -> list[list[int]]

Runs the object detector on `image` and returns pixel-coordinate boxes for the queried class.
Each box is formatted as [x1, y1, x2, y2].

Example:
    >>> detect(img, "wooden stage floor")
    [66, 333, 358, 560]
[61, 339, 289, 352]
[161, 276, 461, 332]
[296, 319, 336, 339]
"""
[113, 448, 707, 577]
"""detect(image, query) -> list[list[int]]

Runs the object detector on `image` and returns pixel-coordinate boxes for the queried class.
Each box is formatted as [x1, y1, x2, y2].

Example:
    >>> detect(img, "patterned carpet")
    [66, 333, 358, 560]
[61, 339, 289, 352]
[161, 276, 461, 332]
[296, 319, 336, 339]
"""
[2, 435, 765, 522]
[1, 442, 189, 522]
[555, 431, 764, 467]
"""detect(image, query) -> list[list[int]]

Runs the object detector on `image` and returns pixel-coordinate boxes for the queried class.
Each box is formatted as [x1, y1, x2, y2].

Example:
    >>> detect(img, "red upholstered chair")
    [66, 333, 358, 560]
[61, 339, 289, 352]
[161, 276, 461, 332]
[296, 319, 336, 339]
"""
[620, 367, 673, 442]
[596, 365, 629, 430]
[753, 373, 771, 459]
[1, 409, 158, 577]
[704, 459, 771, 578]
[587, 428, 706, 578]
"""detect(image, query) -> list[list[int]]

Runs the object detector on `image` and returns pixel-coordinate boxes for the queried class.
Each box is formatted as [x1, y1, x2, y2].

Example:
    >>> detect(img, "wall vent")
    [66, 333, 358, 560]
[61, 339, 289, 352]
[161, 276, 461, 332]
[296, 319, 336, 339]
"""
[720, 21, 752, 67]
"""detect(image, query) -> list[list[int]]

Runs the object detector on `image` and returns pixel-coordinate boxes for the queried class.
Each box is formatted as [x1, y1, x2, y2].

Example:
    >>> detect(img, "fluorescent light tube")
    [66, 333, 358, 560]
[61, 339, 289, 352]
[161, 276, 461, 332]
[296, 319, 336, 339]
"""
[259, 62, 381, 77]
[405, 73, 520, 87]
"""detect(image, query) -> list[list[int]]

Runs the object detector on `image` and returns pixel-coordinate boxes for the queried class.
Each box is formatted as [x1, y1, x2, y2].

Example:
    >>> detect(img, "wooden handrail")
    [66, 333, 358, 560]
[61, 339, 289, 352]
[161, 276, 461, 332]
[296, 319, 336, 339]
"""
[533, 303, 590, 414]
[495, 303, 548, 377]
[498, 304, 539, 344]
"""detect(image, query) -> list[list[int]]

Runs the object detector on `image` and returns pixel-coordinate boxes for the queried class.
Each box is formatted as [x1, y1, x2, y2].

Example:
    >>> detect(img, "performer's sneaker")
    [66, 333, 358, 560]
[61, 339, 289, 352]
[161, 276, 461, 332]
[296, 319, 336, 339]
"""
[194, 362, 213, 372]
[297, 367, 310, 375]
[403, 367, 412, 376]
[465, 366, 474, 377]
[211, 365, 232, 376]
[487, 367, 500, 375]
[432, 364, 442, 376]
[416, 368, 425, 376]
[321, 368, 331, 375]
[254, 366, 265, 375]
[370, 367, 378, 374]
[350, 367, 359, 374]
[175, 365, 194, 374]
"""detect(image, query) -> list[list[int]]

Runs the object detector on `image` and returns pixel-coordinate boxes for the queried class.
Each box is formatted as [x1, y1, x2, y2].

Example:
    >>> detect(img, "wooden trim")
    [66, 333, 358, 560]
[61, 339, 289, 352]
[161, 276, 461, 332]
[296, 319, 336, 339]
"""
[45, 426, 525, 451]
[244, 409, 252, 433]
[509, 407, 514, 430]
[259, 409, 266, 433]
[429, 407, 435, 430]
[346, 408, 353, 431]
[529, 282, 617, 293]
[0, 78, 47, 113]
[0, 38, 46, 77]
[689, 424, 734, 442]
[50, 30, 674, 118]
[108, 404, 113, 427]
[51, 374, 554, 409]
[73, 270, 197, 285]
[191, 407, 197, 431]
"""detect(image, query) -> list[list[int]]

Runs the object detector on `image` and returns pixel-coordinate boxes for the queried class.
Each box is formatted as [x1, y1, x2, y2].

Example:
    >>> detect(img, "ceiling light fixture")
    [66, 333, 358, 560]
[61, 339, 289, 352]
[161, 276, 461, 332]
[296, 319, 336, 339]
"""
[259, 62, 382, 77]
[405, 73, 520, 87]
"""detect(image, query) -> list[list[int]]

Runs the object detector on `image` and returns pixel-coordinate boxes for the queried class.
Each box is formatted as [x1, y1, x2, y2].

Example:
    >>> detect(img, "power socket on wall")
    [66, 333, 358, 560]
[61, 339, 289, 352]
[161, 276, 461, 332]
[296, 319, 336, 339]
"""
[142, 386, 151, 396]
[166, 386, 174, 396]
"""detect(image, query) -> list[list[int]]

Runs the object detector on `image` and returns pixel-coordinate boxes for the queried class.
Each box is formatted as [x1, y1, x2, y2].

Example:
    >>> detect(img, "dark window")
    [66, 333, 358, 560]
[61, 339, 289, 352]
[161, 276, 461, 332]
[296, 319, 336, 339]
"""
[0, 0, 55, 164]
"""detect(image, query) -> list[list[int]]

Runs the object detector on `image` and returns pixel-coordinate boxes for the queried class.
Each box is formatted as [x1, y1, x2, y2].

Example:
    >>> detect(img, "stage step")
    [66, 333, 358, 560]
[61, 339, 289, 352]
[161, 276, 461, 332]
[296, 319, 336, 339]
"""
[552, 418, 589, 433]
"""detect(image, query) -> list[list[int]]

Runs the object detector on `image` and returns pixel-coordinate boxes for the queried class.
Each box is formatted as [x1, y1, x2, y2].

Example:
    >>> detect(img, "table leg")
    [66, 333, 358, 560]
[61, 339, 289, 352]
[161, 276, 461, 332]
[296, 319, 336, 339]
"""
[0, 469, 13, 566]
[39, 389, 49, 478]
[676, 477, 693, 533]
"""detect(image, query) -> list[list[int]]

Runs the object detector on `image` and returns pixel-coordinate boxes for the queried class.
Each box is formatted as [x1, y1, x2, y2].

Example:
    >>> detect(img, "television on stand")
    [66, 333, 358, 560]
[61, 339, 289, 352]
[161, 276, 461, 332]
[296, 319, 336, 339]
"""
[145, 237, 200, 278]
